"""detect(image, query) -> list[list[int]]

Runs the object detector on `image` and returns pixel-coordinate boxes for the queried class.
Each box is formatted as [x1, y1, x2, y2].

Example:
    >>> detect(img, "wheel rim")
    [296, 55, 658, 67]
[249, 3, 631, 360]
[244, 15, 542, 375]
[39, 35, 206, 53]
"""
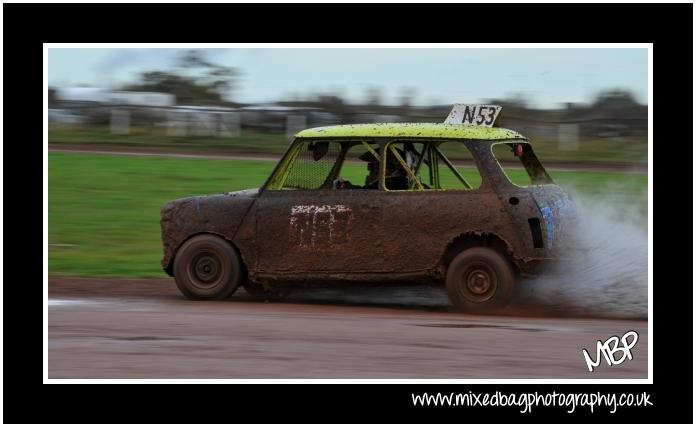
[189, 251, 223, 290]
[460, 262, 497, 303]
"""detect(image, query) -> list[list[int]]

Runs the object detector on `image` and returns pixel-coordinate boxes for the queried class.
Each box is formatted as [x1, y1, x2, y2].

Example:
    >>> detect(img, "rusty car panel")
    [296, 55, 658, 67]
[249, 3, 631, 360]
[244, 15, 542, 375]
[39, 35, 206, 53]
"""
[160, 189, 258, 274]
[160, 119, 577, 301]
[255, 190, 385, 276]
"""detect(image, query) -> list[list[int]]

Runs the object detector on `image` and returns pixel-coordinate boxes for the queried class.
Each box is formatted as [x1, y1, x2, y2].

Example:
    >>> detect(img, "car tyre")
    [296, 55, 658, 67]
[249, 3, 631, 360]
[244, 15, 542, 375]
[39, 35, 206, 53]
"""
[445, 247, 515, 312]
[173, 234, 243, 300]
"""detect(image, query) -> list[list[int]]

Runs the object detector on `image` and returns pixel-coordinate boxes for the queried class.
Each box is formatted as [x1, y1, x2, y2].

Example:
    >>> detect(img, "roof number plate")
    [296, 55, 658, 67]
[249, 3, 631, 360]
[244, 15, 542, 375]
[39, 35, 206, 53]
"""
[444, 104, 502, 127]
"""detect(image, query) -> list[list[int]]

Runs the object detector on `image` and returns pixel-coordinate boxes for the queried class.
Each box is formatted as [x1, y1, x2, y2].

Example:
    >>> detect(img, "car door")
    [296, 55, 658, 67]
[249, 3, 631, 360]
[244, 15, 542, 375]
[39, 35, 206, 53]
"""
[378, 140, 490, 272]
[255, 139, 386, 277]
[256, 190, 386, 276]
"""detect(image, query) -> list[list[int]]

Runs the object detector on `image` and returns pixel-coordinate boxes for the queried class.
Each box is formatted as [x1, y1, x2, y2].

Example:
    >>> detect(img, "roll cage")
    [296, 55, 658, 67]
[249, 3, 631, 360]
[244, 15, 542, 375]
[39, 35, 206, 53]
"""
[262, 137, 546, 192]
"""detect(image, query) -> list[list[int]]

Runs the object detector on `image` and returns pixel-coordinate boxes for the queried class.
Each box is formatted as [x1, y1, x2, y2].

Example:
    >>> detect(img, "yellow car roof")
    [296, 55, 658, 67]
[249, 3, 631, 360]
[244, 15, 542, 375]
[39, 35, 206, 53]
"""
[295, 123, 527, 140]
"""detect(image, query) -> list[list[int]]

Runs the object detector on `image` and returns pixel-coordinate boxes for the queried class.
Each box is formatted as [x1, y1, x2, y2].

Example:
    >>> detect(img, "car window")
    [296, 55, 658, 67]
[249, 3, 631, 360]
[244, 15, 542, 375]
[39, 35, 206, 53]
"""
[382, 140, 482, 191]
[434, 142, 482, 190]
[491, 142, 553, 187]
[334, 141, 382, 190]
[279, 140, 343, 190]
[269, 140, 383, 191]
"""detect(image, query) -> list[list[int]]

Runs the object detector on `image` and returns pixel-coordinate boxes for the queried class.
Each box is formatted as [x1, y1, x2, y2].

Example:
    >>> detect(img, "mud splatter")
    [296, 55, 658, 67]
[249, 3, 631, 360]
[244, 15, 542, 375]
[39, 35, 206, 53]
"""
[516, 187, 648, 319]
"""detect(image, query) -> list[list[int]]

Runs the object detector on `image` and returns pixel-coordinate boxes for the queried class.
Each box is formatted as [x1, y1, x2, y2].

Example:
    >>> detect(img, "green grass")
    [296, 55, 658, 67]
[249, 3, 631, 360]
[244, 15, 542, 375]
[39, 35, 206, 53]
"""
[49, 126, 293, 155]
[49, 152, 648, 278]
[49, 153, 275, 277]
[49, 125, 648, 164]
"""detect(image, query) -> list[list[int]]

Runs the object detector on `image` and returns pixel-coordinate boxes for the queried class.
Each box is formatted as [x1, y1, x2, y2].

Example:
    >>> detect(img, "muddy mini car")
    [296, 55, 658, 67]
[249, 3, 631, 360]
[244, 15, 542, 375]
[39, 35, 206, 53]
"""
[160, 105, 577, 311]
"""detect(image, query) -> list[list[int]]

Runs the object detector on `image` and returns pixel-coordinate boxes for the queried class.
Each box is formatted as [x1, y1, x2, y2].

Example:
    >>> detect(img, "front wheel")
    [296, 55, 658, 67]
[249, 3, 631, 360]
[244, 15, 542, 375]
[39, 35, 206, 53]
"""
[173, 234, 243, 300]
[445, 247, 515, 312]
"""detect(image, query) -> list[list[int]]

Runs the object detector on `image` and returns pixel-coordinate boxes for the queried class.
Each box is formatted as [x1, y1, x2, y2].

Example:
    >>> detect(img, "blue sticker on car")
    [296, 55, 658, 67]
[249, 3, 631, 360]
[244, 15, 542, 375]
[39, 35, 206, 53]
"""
[540, 206, 554, 249]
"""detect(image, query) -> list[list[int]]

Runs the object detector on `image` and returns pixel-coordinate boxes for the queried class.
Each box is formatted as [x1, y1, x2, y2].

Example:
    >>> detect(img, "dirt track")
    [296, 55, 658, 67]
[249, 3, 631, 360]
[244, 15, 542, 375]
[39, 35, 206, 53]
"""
[48, 277, 648, 379]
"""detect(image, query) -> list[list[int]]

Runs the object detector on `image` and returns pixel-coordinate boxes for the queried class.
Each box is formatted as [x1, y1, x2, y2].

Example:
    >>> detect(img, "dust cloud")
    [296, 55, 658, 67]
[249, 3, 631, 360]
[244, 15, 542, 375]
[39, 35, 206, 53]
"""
[516, 186, 649, 319]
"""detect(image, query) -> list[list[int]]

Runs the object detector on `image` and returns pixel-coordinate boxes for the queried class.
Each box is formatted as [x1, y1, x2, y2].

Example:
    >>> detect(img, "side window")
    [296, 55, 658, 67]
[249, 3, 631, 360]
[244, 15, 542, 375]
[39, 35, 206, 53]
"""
[278, 140, 343, 190]
[435, 141, 482, 190]
[381, 141, 428, 190]
[492, 142, 552, 186]
[382, 141, 482, 191]
[335, 141, 382, 189]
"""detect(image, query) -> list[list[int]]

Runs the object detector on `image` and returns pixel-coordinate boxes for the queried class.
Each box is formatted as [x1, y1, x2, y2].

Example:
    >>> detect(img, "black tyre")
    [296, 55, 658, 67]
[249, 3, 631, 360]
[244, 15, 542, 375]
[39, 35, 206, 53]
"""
[445, 247, 515, 312]
[173, 234, 243, 300]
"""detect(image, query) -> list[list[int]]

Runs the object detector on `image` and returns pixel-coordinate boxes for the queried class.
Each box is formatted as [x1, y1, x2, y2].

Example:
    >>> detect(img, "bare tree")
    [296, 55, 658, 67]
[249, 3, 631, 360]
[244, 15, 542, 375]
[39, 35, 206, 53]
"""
[123, 50, 239, 105]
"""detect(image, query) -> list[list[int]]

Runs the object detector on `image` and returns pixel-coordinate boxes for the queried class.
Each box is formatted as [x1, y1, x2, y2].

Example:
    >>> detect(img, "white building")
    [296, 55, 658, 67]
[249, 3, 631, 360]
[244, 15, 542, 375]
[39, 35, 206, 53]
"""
[56, 87, 175, 107]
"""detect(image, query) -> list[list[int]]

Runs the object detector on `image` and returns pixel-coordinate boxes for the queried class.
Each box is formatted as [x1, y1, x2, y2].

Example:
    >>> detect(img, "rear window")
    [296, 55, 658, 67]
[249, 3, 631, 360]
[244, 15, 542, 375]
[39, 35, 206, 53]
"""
[492, 142, 553, 186]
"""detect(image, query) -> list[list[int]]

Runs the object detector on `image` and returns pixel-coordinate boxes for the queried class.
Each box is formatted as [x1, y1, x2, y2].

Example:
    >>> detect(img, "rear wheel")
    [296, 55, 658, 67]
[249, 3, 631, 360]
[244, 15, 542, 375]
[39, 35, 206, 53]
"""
[173, 234, 243, 300]
[445, 247, 515, 312]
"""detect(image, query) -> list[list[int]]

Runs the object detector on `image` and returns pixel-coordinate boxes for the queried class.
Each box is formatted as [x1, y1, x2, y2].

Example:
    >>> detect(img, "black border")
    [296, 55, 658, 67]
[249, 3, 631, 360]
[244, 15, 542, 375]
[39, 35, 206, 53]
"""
[5, 2, 692, 424]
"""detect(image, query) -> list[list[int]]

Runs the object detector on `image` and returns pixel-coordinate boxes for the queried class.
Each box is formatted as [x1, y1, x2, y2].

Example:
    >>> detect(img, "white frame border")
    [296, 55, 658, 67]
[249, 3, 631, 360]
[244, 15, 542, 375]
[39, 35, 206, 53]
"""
[43, 43, 653, 385]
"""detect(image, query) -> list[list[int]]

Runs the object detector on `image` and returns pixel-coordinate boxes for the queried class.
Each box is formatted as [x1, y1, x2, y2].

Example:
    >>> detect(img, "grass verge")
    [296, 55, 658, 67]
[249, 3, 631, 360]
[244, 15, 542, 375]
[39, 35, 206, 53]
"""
[49, 152, 647, 277]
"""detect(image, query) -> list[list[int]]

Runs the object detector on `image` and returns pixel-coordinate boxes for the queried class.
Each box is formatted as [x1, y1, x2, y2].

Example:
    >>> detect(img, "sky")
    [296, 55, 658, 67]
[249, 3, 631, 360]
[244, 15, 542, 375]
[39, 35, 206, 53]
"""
[48, 47, 648, 108]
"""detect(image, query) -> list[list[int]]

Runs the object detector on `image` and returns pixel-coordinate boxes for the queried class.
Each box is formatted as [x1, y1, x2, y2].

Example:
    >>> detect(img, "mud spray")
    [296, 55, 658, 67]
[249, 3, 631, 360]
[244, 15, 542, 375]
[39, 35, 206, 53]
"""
[515, 184, 649, 319]
[284, 185, 649, 319]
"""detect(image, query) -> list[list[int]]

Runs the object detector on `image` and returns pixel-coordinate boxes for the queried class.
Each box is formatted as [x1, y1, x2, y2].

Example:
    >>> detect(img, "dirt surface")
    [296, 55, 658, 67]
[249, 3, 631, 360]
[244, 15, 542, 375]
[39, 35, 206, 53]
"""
[48, 277, 648, 379]
[48, 145, 648, 173]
